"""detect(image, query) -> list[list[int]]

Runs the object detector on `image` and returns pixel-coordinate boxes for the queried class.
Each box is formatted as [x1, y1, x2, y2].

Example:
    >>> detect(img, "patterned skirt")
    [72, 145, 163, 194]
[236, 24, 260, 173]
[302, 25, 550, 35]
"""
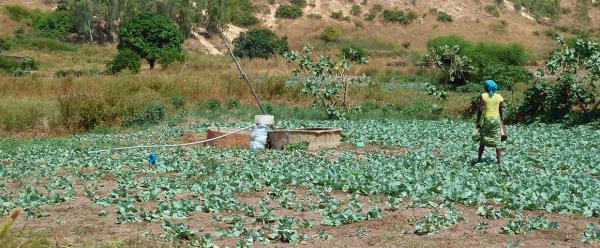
[472, 116, 502, 147]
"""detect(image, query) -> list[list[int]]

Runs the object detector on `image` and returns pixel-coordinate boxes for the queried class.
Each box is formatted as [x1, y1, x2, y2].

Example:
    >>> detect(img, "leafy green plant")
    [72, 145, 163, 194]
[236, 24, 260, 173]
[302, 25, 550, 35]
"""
[32, 10, 75, 39]
[268, 216, 306, 244]
[321, 26, 342, 42]
[436, 11, 453, 22]
[275, 4, 303, 19]
[284, 44, 367, 119]
[123, 101, 166, 127]
[580, 223, 600, 243]
[382, 9, 418, 25]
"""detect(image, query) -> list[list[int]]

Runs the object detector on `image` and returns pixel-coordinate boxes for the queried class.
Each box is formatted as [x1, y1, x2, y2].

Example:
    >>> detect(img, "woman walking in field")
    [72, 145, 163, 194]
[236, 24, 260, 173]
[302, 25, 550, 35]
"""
[473, 80, 504, 164]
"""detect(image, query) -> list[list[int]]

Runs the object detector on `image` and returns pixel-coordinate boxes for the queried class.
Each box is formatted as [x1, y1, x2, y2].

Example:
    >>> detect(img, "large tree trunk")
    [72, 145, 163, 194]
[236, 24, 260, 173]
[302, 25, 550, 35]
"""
[149, 59, 155, 69]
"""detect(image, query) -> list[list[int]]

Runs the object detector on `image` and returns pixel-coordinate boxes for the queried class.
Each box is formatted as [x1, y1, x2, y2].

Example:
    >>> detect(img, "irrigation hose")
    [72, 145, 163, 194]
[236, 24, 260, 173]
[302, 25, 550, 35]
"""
[89, 125, 256, 154]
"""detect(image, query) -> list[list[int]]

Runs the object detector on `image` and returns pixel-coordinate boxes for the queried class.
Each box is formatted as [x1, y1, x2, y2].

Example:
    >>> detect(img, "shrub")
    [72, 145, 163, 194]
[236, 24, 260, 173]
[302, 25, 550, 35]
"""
[382, 9, 418, 25]
[58, 95, 110, 131]
[475, 64, 533, 91]
[351, 4, 362, 16]
[236, 15, 260, 26]
[426, 35, 470, 51]
[290, 0, 307, 7]
[107, 48, 142, 74]
[233, 28, 290, 59]
[123, 101, 166, 127]
[0, 56, 38, 76]
[341, 45, 367, 62]
[171, 96, 186, 109]
[436, 11, 453, 22]
[55, 67, 102, 77]
[0, 37, 9, 52]
[484, 5, 500, 17]
[364, 13, 377, 21]
[321, 26, 342, 42]
[206, 99, 221, 111]
[118, 12, 184, 69]
[330, 11, 345, 20]
[32, 10, 75, 39]
[275, 4, 303, 19]
[226, 98, 241, 109]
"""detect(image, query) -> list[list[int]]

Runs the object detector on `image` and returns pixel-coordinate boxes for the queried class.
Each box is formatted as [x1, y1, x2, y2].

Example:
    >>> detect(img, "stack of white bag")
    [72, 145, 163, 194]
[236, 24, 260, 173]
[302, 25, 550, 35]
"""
[250, 124, 268, 149]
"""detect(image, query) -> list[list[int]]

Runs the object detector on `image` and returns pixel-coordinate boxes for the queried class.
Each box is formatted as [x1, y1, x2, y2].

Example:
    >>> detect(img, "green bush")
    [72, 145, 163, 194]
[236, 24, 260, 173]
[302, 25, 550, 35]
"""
[206, 99, 221, 111]
[382, 9, 418, 25]
[321, 26, 342, 42]
[426, 35, 470, 50]
[275, 4, 303, 19]
[290, 0, 307, 7]
[341, 45, 367, 62]
[0, 56, 38, 76]
[477, 64, 533, 90]
[427, 35, 529, 67]
[351, 4, 362, 16]
[123, 101, 166, 127]
[436, 11, 453, 22]
[484, 5, 500, 17]
[171, 96, 186, 109]
[226, 98, 241, 109]
[233, 28, 290, 59]
[307, 13, 322, 19]
[32, 10, 75, 39]
[364, 12, 377, 21]
[58, 95, 110, 131]
[236, 15, 260, 26]
[0, 38, 10, 52]
[330, 11, 345, 20]
[107, 48, 142, 74]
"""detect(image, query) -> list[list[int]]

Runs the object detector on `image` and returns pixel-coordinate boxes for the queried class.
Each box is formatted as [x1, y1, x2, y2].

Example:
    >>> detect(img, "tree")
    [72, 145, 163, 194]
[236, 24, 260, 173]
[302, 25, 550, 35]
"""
[233, 29, 289, 59]
[98, 0, 125, 43]
[118, 12, 184, 69]
[205, 0, 229, 35]
[71, 0, 95, 43]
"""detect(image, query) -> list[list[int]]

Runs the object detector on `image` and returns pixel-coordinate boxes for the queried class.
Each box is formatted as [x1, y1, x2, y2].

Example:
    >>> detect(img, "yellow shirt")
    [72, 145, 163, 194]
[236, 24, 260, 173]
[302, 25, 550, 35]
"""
[482, 93, 504, 117]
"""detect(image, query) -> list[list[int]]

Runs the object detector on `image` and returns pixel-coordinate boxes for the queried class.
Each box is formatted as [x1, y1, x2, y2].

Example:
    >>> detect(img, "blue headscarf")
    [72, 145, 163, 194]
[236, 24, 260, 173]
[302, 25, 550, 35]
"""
[148, 152, 158, 165]
[485, 80, 498, 96]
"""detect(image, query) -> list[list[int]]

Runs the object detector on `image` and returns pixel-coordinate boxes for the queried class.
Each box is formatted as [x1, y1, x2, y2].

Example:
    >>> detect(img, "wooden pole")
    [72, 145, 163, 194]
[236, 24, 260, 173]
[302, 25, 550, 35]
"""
[219, 26, 266, 115]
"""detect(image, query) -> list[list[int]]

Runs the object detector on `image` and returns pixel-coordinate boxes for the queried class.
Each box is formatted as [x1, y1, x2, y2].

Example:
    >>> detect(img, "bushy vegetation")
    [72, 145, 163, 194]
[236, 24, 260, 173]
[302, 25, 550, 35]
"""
[321, 26, 343, 42]
[341, 45, 368, 63]
[484, 5, 501, 17]
[513, 0, 562, 23]
[0, 56, 38, 76]
[436, 11, 453, 22]
[511, 37, 600, 125]
[118, 12, 184, 69]
[107, 48, 142, 74]
[275, 4, 303, 19]
[426, 35, 531, 89]
[290, 0, 308, 8]
[382, 9, 418, 25]
[285, 45, 368, 119]
[233, 29, 290, 59]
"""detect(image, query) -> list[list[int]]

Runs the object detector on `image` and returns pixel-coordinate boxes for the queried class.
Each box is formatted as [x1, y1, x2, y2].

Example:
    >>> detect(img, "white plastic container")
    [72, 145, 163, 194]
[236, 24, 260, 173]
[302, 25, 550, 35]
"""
[255, 115, 275, 125]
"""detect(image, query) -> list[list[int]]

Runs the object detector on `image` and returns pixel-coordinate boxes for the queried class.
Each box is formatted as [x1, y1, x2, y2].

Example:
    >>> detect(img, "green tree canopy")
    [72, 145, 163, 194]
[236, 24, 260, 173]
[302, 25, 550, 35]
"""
[118, 12, 184, 69]
[233, 28, 289, 59]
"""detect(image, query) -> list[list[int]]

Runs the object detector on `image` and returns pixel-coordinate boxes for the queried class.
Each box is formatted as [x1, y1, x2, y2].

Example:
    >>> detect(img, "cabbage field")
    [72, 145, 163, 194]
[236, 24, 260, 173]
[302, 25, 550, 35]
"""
[1, 120, 599, 247]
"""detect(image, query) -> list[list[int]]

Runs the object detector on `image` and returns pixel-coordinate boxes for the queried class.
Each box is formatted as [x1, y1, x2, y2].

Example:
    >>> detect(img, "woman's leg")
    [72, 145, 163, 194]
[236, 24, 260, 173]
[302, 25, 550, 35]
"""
[477, 142, 485, 162]
[496, 147, 501, 164]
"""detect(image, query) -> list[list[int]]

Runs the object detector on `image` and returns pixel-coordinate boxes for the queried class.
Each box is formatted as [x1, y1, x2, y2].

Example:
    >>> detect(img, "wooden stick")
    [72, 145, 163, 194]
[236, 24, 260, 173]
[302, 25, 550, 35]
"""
[219, 26, 267, 114]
